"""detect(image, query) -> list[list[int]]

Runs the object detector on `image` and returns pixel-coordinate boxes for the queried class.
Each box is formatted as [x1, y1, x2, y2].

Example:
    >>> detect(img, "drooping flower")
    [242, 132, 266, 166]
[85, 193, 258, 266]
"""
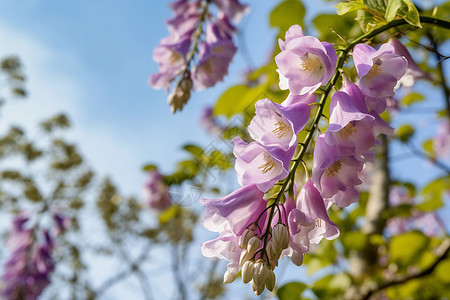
[353, 42, 407, 98]
[142, 170, 172, 211]
[340, 76, 394, 136]
[325, 90, 376, 156]
[389, 38, 432, 88]
[312, 135, 364, 199]
[192, 23, 237, 90]
[149, 37, 191, 91]
[232, 137, 292, 192]
[281, 92, 316, 106]
[200, 184, 266, 236]
[199, 106, 224, 136]
[214, 0, 250, 22]
[201, 231, 242, 283]
[286, 180, 340, 265]
[248, 98, 310, 151]
[275, 25, 337, 95]
[434, 119, 450, 157]
[1, 216, 55, 300]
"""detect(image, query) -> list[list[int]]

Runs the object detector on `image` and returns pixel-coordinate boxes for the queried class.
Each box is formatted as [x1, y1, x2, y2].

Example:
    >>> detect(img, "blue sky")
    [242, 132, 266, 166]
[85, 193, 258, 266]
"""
[0, 0, 448, 298]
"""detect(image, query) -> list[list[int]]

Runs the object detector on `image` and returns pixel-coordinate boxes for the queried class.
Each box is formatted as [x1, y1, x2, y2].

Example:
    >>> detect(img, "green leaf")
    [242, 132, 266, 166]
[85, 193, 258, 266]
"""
[214, 85, 249, 117]
[142, 164, 158, 171]
[182, 144, 204, 157]
[385, 0, 402, 22]
[341, 231, 368, 251]
[401, 92, 424, 106]
[389, 231, 429, 267]
[159, 205, 180, 224]
[269, 0, 305, 30]
[336, 0, 365, 15]
[397, 0, 421, 27]
[396, 124, 414, 143]
[436, 259, 450, 283]
[277, 282, 307, 300]
[417, 176, 450, 212]
[312, 273, 351, 298]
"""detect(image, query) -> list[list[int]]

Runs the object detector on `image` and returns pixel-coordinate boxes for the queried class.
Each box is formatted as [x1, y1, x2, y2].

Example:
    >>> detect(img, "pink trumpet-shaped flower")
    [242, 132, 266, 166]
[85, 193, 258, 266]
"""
[232, 137, 292, 192]
[389, 38, 432, 88]
[353, 42, 407, 98]
[200, 184, 266, 236]
[312, 135, 364, 198]
[275, 25, 337, 95]
[248, 98, 310, 151]
[142, 170, 172, 211]
[326, 90, 376, 156]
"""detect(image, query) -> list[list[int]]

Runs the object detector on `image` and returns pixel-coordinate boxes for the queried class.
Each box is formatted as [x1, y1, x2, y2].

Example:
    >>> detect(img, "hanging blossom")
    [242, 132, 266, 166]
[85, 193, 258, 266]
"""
[142, 170, 172, 211]
[201, 93, 336, 295]
[199, 106, 225, 136]
[353, 42, 407, 98]
[275, 25, 337, 95]
[149, 0, 249, 113]
[433, 119, 450, 158]
[1, 215, 56, 300]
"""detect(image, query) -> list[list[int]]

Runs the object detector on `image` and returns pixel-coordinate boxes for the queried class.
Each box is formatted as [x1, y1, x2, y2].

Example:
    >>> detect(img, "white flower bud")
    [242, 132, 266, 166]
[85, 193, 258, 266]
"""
[239, 250, 252, 266]
[265, 268, 276, 292]
[223, 263, 239, 284]
[266, 239, 279, 267]
[167, 77, 192, 113]
[246, 236, 260, 256]
[273, 223, 290, 250]
[251, 279, 265, 296]
[239, 229, 254, 249]
[253, 260, 268, 287]
[242, 260, 254, 284]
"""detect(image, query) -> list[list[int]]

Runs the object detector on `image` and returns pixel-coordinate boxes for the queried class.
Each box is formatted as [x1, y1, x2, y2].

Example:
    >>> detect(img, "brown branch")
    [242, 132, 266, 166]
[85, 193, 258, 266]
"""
[362, 239, 450, 300]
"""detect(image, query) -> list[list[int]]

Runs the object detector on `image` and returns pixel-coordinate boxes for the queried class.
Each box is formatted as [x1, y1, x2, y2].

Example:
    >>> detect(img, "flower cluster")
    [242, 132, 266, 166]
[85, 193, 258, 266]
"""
[201, 26, 343, 295]
[199, 23, 430, 295]
[312, 40, 409, 208]
[150, 0, 249, 113]
[0, 213, 69, 300]
[142, 170, 172, 211]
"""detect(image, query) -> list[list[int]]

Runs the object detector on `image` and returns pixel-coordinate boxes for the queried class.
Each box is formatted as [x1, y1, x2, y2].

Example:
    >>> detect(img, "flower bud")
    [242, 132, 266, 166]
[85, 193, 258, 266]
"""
[251, 279, 265, 296]
[242, 260, 254, 284]
[253, 260, 268, 287]
[223, 263, 239, 284]
[239, 250, 252, 266]
[291, 249, 304, 266]
[246, 236, 260, 256]
[167, 77, 192, 113]
[239, 229, 254, 249]
[273, 223, 289, 250]
[265, 268, 276, 292]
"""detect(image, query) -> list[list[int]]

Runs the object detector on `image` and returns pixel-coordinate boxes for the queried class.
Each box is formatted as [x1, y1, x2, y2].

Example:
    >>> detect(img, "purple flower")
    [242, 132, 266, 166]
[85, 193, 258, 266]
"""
[296, 180, 340, 243]
[326, 186, 360, 208]
[340, 76, 394, 136]
[434, 119, 450, 157]
[281, 92, 316, 106]
[200, 184, 266, 236]
[149, 37, 191, 91]
[312, 135, 364, 199]
[214, 0, 250, 22]
[248, 98, 310, 152]
[1, 216, 55, 300]
[353, 42, 407, 98]
[278, 25, 304, 51]
[232, 137, 291, 192]
[199, 106, 224, 135]
[389, 39, 432, 88]
[52, 212, 71, 236]
[142, 170, 172, 211]
[192, 23, 237, 90]
[326, 90, 376, 156]
[275, 25, 337, 95]
[201, 230, 242, 281]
